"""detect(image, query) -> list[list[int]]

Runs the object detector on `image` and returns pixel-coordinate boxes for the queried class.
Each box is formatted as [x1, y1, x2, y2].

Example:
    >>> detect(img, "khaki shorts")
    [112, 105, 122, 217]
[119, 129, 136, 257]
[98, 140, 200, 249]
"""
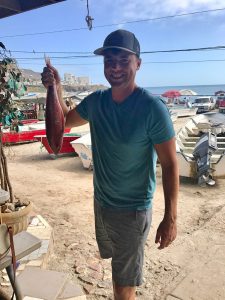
[94, 199, 152, 286]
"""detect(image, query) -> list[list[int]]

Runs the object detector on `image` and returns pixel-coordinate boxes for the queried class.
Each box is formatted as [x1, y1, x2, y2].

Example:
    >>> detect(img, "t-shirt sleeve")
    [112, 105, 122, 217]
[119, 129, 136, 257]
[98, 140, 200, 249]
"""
[75, 96, 90, 121]
[147, 97, 175, 144]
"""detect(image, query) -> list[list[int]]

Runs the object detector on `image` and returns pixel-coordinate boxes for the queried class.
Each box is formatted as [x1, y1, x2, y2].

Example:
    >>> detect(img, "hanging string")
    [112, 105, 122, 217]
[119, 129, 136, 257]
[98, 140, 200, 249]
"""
[85, 0, 94, 30]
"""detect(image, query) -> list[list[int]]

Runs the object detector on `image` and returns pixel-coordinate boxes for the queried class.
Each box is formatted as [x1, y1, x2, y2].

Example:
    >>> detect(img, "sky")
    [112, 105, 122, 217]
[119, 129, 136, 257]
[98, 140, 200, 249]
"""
[0, 0, 225, 87]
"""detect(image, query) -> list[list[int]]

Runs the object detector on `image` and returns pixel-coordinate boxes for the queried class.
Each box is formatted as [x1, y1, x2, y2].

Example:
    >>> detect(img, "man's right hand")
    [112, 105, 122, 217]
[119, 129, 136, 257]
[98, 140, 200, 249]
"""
[41, 63, 61, 89]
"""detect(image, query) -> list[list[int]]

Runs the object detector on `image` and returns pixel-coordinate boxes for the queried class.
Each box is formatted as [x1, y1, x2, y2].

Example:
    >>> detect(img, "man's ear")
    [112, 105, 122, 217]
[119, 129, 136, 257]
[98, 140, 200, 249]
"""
[137, 58, 142, 70]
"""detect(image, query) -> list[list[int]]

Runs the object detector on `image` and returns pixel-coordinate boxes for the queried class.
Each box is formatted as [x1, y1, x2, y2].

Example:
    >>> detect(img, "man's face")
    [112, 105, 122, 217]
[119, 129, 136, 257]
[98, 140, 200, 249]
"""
[103, 49, 141, 88]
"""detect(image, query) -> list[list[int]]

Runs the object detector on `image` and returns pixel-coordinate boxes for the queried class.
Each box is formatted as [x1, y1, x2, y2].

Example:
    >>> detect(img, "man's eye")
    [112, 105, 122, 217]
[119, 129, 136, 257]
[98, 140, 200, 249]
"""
[104, 59, 129, 65]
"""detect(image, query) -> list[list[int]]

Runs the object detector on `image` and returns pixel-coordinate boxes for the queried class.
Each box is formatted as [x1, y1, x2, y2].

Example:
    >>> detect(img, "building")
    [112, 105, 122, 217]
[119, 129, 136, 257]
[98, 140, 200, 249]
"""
[77, 76, 89, 86]
[64, 73, 77, 85]
[64, 73, 89, 86]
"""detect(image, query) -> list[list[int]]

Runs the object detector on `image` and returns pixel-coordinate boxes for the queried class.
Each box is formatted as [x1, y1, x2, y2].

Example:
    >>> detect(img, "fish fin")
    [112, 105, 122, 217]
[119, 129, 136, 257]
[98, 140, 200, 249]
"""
[44, 54, 51, 67]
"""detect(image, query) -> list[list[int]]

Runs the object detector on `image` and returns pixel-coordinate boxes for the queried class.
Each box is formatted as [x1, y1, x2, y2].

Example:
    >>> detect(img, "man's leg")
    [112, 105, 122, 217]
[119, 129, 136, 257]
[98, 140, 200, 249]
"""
[105, 208, 152, 299]
[94, 200, 112, 259]
[94, 200, 152, 299]
[113, 282, 136, 300]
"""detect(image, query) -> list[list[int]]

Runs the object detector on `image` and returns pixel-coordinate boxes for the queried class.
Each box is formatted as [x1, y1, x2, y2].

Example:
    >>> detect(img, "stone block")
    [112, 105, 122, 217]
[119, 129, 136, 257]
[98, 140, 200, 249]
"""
[27, 225, 53, 240]
[17, 267, 68, 300]
[26, 260, 43, 267]
[57, 281, 86, 300]
[171, 260, 225, 300]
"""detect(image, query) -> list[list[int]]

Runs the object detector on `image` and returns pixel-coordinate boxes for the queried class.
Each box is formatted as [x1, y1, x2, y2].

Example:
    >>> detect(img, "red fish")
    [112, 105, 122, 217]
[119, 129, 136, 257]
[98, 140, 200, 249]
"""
[45, 57, 65, 155]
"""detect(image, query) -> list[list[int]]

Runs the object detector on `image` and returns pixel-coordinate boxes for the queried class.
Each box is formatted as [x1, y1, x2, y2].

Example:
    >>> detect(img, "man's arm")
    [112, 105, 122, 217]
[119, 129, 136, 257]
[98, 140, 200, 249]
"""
[54, 79, 88, 128]
[65, 108, 88, 128]
[41, 64, 88, 128]
[154, 137, 179, 250]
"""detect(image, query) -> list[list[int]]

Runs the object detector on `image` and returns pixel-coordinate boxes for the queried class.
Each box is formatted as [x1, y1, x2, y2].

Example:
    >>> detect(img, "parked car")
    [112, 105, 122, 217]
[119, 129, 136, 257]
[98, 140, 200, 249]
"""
[192, 96, 215, 113]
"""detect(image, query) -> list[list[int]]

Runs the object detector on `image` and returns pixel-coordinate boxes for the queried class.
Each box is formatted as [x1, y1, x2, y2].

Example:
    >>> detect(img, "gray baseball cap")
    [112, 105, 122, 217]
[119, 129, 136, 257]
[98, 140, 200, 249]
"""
[94, 29, 140, 57]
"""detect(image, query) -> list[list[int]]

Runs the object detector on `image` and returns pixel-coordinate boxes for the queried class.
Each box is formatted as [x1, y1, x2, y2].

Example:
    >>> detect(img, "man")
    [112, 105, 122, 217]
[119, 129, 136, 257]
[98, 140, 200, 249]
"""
[42, 29, 179, 300]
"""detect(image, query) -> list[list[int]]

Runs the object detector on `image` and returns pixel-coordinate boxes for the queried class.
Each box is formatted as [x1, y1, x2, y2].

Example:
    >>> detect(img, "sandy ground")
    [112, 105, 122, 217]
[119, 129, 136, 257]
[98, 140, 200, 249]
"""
[3, 118, 225, 299]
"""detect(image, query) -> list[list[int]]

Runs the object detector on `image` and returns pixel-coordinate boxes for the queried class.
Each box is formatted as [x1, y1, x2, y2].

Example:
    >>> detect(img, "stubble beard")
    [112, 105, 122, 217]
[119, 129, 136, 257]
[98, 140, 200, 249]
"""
[105, 72, 128, 88]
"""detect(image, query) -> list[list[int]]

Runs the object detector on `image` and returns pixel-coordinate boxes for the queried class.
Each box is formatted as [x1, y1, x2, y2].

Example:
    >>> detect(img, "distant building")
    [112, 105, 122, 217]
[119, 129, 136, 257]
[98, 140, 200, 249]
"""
[64, 73, 89, 86]
[64, 73, 77, 85]
[77, 76, 89, 86]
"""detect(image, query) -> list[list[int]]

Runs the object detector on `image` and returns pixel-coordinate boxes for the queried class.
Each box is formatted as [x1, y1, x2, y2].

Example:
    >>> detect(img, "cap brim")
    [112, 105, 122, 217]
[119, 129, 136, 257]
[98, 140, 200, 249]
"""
[94, 46, 137, 56]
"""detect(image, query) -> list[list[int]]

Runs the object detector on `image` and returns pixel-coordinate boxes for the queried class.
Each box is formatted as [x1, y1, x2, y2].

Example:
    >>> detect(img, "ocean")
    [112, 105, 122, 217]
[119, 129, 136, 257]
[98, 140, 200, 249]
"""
[145, 84, 225, 97]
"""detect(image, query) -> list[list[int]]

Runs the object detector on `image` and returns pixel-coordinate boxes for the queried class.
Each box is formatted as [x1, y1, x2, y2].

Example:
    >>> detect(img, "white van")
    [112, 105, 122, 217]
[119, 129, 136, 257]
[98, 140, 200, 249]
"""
[192, 97, 215, 113]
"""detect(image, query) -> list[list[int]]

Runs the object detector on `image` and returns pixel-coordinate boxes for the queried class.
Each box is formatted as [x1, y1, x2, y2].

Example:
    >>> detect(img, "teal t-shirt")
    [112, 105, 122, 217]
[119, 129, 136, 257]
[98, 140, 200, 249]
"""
[76, 87, 175, 210]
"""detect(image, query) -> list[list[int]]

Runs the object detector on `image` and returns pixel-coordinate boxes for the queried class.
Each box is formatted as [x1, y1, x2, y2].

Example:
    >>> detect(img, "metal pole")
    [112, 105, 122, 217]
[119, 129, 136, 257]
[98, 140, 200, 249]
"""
[6, 264, 23, 300]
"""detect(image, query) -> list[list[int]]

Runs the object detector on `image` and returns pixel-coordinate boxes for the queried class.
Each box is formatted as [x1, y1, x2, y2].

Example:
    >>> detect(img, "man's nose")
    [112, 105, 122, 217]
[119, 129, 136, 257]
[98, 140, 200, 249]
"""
[111, 61, 122, 69]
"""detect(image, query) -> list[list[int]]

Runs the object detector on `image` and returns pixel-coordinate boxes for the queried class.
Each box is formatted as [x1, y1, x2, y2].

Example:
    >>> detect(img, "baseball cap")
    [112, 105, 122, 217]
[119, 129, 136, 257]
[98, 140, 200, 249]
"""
[94, 29, 140, 57]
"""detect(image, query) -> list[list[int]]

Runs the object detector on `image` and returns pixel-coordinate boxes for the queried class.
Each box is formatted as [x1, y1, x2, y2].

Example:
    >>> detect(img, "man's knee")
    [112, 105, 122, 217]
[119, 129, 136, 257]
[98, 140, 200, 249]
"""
[113, 283, 136, 300]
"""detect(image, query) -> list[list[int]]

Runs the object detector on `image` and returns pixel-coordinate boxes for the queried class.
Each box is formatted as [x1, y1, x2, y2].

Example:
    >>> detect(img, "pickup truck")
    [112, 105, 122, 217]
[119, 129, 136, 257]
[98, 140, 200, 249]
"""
[192, 96, 215, 113]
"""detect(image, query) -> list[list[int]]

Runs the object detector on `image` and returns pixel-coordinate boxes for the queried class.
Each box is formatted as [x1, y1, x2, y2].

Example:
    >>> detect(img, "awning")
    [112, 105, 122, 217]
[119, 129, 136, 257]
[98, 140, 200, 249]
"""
[0, 0, 66, 19]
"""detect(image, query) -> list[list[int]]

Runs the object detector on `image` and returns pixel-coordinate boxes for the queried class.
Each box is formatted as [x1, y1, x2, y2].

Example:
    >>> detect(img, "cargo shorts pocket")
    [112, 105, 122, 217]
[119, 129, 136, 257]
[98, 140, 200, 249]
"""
[135, 209, 152, 235]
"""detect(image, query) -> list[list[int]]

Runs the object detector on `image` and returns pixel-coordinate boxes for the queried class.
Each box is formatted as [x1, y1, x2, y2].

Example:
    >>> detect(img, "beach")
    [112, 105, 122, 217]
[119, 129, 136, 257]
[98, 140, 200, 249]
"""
[4, 118, 225, 300]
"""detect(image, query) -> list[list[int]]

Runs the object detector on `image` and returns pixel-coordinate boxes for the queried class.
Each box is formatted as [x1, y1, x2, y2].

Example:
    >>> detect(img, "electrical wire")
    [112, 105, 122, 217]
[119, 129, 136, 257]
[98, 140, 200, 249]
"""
[8, 45, 225, 56]
[10, 50, 93, 54]
[0, 7, 224, 38]
[14, 55, 95, 59]
[8, 46, 225, 55]
[16, 59, 225, 66]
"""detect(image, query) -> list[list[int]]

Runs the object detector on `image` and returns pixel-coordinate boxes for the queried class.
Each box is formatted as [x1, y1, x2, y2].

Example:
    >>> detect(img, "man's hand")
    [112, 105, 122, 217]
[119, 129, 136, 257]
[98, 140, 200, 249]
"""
[41, 63, 61, 89]
[155, 217, 177, 250]
[154, 138, 179, 250]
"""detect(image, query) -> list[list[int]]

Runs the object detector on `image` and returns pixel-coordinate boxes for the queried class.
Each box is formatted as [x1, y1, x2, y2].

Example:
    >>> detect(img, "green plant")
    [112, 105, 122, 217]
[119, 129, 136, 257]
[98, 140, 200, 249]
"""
[0, 42, 26, 202]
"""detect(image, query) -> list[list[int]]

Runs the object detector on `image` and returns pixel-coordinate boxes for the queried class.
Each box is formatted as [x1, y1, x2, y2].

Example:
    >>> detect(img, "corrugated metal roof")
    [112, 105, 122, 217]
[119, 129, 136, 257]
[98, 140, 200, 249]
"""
[0, 0, 66, 19]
